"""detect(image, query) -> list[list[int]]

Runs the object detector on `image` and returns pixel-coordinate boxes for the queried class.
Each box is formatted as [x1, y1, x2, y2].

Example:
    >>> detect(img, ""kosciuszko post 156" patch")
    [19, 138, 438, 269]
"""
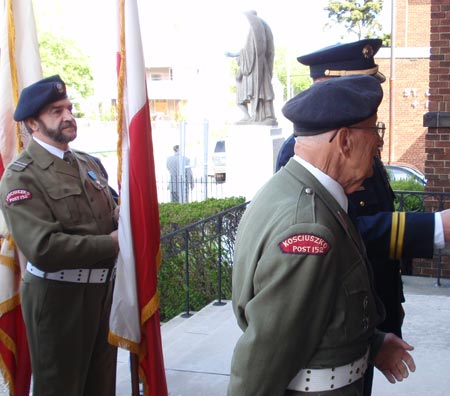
[5, 189, 32, 205]
[279, 233, 330, 255]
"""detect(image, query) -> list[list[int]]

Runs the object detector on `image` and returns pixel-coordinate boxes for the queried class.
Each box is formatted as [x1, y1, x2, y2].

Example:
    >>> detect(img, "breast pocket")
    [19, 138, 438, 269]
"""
[343, 263, 378, 342]
[47, 184, 83, 225]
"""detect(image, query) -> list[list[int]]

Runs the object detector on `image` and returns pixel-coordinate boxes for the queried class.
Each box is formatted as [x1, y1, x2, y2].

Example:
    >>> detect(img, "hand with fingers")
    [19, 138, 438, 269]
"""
[374, 333, 416, 383]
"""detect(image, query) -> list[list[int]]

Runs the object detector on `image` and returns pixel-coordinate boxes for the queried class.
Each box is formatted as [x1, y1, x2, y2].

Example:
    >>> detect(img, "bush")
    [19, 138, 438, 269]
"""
[158, 197, 246, 321]
[390, 178, 425, 211]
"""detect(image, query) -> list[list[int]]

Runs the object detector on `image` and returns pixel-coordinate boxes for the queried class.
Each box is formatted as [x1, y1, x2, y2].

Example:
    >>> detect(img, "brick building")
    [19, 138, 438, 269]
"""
[369, 0, 450, 277]
[375, 0, 431, 172]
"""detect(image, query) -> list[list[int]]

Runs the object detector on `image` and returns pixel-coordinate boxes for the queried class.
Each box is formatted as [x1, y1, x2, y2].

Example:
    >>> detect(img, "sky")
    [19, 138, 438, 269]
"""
[31, 0, 392, 183]
[32, 0, 393, 133]
[34, 0, 392, 91]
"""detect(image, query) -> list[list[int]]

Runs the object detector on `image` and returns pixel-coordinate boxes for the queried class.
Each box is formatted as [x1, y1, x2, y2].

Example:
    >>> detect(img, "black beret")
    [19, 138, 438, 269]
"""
[281, 74, 383, 136]
[297, 38, 385, 82]
[14, 75, 68, 121]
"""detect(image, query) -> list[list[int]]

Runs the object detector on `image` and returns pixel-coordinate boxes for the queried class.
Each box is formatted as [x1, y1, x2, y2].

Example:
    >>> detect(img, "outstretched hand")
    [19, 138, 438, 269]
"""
[440, 209, 450, 242]
[375, 333, 416, 384]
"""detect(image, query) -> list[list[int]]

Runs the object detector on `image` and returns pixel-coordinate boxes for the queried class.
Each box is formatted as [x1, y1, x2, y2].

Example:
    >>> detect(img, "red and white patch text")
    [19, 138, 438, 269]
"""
[5, 189, 32, 205]
[279, 233, 330, 255]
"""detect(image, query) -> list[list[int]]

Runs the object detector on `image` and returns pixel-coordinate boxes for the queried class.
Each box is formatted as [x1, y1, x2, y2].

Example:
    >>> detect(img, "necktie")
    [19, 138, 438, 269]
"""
[63, 151, 77, 167]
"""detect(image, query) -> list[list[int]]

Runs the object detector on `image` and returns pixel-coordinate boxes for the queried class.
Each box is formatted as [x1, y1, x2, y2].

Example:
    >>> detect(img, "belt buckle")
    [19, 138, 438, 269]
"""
[107, 267, 117, 282]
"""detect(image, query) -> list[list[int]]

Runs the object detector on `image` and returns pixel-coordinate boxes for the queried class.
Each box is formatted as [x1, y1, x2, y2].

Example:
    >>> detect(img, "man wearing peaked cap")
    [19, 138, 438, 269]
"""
[228, 74, 416, 396]
[0, 75, 119, 396]
[297, 38, 386, 82]
[277, 38, 386, 171]
[277, 39, 450, 396]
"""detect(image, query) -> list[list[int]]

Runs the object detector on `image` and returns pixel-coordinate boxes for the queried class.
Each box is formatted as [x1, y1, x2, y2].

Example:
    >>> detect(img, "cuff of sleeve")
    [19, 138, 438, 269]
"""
[369, 329, 386, 364]
[434, 212, 445, 249]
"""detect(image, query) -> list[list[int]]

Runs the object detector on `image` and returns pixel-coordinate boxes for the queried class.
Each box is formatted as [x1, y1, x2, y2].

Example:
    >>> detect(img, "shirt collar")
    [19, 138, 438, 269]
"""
[293, 155, 348, 213]
[33, 136, 68, 159]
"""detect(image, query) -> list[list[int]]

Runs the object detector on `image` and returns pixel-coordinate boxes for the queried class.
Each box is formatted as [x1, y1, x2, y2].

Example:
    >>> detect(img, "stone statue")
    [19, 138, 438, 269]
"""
[226, 11, 277, 126]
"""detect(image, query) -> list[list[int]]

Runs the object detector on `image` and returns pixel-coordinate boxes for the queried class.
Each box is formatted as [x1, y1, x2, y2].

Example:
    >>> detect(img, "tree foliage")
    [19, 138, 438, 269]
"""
[39, 32, 94, 101]
[274, 47, 313, 100]
[324, 0, 384, 40]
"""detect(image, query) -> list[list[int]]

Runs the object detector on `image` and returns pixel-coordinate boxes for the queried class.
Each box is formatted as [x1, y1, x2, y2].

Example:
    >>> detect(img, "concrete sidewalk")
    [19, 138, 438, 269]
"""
[116, 275, 450, 396]
[1, 276, 448, 395]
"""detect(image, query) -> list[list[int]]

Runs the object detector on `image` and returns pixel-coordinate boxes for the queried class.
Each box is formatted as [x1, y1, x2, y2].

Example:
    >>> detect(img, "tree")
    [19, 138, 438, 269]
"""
[39, 32, 94, 103]
[324, 0, 384, 40]
[274, 47, 312, 100]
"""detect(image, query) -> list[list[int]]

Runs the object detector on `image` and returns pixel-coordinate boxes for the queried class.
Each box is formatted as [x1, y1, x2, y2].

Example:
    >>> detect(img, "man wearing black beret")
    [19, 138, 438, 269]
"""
[0, 75, 119, 396]
[228, 74, 416, 396]
[276, 39, 450, 396]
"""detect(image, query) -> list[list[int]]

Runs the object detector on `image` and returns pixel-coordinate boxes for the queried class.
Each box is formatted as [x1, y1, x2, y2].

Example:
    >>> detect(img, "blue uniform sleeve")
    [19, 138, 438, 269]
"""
[275, 134, 296, 172]
[356, 211, 435, 259]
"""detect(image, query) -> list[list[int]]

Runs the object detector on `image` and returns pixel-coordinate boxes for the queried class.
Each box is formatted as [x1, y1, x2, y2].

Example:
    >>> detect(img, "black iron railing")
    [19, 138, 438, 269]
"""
[158, 190, 450, 319]
[159, 201, 249, 320]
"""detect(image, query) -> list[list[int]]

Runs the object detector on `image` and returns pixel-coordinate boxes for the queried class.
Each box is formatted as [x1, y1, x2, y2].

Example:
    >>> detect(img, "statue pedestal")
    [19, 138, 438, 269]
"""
[225, 125, 283, 200]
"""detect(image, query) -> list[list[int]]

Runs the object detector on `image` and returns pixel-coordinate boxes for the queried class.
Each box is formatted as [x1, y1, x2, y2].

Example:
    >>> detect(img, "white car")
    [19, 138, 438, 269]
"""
[385, 164, 427, 186]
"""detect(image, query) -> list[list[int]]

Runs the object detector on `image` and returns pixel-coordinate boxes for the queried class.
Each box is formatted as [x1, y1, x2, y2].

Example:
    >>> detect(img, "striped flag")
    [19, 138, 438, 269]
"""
[108, 1, 167, 395]
[0, 0, 42, 395]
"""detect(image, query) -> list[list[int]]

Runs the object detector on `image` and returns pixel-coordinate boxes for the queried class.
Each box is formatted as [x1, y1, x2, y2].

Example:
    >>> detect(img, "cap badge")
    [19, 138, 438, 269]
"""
[362, 44, 374, 59]
[55, 82, 65, 93]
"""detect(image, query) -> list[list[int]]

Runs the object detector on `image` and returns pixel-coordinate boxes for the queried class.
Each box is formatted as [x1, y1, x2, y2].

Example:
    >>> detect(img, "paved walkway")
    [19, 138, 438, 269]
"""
[2, 276, 449, 395]
[115, 275, 450, 396]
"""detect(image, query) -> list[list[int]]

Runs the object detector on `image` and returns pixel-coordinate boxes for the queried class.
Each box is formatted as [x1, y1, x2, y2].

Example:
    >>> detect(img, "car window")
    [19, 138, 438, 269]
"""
[214, 141, 225, 153]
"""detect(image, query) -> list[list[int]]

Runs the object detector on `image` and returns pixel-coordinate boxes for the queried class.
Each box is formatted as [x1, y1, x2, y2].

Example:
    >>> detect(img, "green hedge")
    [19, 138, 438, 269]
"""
[390, 179, 425, 212]
[158, 197, 246, 321]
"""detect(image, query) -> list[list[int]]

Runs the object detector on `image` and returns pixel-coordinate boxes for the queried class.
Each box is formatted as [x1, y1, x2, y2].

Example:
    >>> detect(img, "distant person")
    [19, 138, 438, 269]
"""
[166, 145, 194, 203]
[0, 75, 119, 396]
[228, 75, 416, 396]
[225, 10, 277, 125]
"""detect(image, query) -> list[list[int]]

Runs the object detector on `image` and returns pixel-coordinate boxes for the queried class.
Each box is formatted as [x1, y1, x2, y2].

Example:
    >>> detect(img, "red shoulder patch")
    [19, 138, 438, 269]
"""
[279, 233, 331, 255]
[5, 189, 32, 205]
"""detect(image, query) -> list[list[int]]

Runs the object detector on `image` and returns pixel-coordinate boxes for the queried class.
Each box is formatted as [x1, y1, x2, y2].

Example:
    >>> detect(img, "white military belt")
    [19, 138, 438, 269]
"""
[26, 262, 115, 284]
[287, 349, 369, 392]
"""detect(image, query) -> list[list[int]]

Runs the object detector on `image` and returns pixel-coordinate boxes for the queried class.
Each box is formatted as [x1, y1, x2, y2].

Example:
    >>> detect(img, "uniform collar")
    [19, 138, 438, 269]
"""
[32, 136, 67, 159]
[293, 155, 348, 213]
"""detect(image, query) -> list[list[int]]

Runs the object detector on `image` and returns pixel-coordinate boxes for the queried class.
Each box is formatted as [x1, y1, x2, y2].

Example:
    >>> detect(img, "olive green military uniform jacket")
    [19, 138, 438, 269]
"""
[228, 159, 385, 396]
[0, 139, 117, 271]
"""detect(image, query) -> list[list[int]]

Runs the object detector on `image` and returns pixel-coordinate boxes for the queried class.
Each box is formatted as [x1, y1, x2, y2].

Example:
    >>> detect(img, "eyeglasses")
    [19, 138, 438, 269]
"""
[328, 122, 386, 143]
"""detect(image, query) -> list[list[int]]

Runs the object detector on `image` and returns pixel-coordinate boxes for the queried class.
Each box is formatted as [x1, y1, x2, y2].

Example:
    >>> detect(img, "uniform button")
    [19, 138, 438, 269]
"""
[359, 200, 365, 207]
[305, 187, 313, 195]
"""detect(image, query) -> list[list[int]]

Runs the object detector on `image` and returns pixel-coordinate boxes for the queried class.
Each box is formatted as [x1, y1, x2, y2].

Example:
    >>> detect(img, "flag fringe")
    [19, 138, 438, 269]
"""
[0, 353, 15, 396]
[116, 0, 126, 189]
[107, 331, 140, 356]
[141, 292, 160, 326]
[0, 294, 20, 317]
[6, 0, 22, 152]
[0, 327, 17, 359]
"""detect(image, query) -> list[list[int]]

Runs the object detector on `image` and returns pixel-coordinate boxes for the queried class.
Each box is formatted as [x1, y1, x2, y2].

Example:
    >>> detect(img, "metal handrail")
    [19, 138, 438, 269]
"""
[159, 190, 450, 319]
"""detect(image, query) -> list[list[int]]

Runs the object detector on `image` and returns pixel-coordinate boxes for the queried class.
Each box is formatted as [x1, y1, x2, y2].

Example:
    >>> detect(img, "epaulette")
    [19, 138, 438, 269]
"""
[9, 157, 33, 172]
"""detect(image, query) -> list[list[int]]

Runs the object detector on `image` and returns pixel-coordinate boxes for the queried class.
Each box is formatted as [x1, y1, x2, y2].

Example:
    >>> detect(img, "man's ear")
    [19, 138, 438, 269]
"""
[24, 118, 38, 133]
[336, 127, 352, 157]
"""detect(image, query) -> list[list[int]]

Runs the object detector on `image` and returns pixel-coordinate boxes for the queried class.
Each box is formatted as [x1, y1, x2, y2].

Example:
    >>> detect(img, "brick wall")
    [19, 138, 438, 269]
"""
[426, 1, 450, 191]
[376, 57, 429, 171]
[419, 0, 450, 277]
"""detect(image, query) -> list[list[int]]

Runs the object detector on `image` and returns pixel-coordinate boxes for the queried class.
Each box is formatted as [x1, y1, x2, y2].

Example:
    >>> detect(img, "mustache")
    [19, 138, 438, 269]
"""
[60, 120, 76, 130]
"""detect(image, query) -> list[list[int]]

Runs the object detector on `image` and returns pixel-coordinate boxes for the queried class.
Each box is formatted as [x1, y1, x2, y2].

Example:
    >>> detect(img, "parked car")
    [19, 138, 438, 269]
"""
[385, 163, 427, 186]
[212, 140, 226, 183]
